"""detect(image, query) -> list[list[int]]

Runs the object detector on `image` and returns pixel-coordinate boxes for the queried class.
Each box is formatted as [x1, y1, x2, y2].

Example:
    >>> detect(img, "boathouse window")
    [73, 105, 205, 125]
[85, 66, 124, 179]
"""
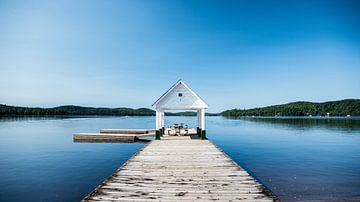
[178, 93, 183, 97]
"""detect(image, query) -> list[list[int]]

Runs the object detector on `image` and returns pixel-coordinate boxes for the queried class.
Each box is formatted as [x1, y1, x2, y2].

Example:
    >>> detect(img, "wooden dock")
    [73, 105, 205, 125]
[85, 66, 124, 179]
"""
[74, 129, 155, 143]
[74, 133, 154, 143]
[83, 136, 279, 201]
[100, 129, 155, 134]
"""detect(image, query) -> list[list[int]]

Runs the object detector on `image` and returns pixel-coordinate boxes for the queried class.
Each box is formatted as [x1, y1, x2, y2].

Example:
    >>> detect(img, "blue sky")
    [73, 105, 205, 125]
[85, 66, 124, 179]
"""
[0, 0, 359, 112]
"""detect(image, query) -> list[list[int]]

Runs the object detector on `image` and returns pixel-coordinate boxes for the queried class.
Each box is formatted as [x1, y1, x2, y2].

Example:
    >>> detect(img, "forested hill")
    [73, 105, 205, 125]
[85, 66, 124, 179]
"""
[0, 105, 217, 117]
[221, 99, 360, 117]
[2, 99, 359, 117]
[0, 105, 155, 116]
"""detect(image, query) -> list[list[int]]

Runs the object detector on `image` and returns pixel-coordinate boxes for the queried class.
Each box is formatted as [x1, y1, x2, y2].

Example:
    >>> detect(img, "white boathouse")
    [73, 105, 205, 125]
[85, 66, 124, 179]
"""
[152, 80, 208, 139]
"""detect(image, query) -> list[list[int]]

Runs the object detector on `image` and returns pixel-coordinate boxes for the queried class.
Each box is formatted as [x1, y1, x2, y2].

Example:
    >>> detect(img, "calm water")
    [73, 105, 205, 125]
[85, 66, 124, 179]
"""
[0, 116, 359, 201]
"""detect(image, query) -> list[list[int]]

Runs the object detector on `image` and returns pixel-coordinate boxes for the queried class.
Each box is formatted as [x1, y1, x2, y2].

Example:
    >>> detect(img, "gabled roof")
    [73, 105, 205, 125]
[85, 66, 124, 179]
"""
[152, 79, 208, 110]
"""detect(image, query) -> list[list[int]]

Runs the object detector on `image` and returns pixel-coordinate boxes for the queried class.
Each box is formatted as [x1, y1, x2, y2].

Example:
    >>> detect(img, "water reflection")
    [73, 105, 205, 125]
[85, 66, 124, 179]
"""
[0, 116, 359, 202]
[210, 116, 360, 201]
[225, 117, 360, 132]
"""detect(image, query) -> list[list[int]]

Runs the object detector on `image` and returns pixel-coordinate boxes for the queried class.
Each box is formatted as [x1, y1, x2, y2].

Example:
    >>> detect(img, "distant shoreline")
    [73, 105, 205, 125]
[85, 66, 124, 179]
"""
[0, 115, 358, 120]
[0, 104, 219, 117]
[222, 99, 360, 117]
[1, 99, 359, 117]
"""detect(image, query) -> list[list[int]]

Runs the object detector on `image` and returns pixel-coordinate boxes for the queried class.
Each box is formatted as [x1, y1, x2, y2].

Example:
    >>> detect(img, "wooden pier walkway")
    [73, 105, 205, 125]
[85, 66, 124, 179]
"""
[83, 136, 279, 201]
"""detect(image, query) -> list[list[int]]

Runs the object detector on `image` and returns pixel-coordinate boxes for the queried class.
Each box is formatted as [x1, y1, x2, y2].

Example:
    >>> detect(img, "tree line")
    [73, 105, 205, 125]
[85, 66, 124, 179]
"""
[0, 105, 155, 116]
[221, 99, 360, 117]
[2, 99, 359, 117]
[0, 105, 217, 117]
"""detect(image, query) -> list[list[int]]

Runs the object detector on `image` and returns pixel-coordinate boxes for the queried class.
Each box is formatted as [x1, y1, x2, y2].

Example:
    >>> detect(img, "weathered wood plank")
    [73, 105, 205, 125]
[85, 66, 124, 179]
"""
[82, 138, 279, 201]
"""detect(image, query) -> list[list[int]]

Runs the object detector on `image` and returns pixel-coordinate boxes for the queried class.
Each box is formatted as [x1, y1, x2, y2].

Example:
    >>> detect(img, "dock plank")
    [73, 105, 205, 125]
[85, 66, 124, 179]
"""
[83, 138, 279, 201]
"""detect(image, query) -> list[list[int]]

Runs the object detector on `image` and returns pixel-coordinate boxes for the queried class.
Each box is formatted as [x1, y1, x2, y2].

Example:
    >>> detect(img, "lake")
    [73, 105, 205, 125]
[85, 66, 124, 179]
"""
[0, 116, 359, 201]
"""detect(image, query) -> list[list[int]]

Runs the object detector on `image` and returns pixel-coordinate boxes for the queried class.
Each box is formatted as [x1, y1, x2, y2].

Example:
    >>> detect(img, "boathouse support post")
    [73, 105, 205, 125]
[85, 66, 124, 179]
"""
[161, 111, 165, 136]
[200, 108, 205, 130]
[156, 110, 159, 130]
[155, 110, 161, 140]
[161, 111, 165, 128]
[200, 108, 206, 139]
[197, 109, 201, 136]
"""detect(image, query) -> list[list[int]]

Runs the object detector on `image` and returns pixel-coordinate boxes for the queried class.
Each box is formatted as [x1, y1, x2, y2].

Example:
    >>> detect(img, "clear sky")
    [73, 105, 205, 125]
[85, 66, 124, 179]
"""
[1, 0, 359, 112]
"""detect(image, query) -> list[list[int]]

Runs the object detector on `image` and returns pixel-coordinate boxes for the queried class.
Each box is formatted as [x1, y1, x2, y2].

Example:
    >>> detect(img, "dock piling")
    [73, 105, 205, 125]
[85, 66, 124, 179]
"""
[155, 130, 161, 140]
[200, 130, 207, 140]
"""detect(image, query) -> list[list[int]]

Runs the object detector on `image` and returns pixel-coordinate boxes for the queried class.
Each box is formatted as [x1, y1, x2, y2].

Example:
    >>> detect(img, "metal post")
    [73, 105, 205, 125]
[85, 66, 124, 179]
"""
[201, 130, 207, 140]
[155, 130, 161, 140]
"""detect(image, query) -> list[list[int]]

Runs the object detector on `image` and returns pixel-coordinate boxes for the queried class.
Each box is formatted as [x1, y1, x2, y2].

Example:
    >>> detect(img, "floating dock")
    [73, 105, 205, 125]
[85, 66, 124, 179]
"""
[100, 129, 155, 134]
[74, 129, 155, 143]
[73, 133, 153, 143]
[82, 136, 279, 201]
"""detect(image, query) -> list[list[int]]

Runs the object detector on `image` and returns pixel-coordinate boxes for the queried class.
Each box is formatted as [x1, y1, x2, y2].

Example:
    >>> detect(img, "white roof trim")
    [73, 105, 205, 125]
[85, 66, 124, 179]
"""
[152, 79, 208, 109]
